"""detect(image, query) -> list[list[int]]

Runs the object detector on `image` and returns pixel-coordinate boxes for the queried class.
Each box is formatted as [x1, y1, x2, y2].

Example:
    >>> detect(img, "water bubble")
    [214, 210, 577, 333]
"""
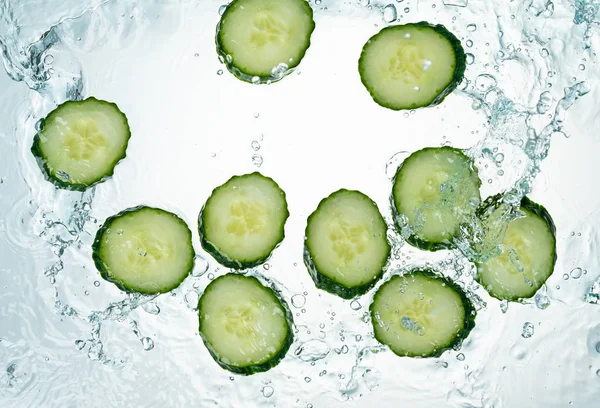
[403, 7, 410, 12]
[466, 24, 477, 32]
[262, 386, 274, 398]
[251, 140, 261, 151]
[465, 53, 475, 65]
[251, 76, 260, 84]
[218, 4, 227, 15]
[466, 40, 473, 47]
[192, 256, 210, 277]
[475, 74, 497, 92]
[207, 273, 215, 280]
[383, 4, 397, 23]
[355, 335, 362, 342]
[75, 340, 86, 350]
[252, 154, 263, 167]
[291, 294, 306, 308]
[500, 300, 508, 313]
[456, 353, 465, 361]
[536, 91, 553, 114]
[304, 376, 312, 383]
[563, 273, 569, 280]
[570, 267, 583, 279]
[217, 69, 223, 75]
[350, 300, 362, 310]
[521, 322, 535, 338]
[596, 369, 600, 377]
[315, 0, 322, 4]
[319, 370, 327, 377]
[270, 63, 289, 79]
[141, 337, 155, 351]
[93, 281, 100, 287]
[142, 302, 160, 315]
[540, 48, 549, 58]
[579, 64, 586, 71]
[44, 54, 54, 65]
[535, 292, 550, 309]
[185, 291, 199, 310]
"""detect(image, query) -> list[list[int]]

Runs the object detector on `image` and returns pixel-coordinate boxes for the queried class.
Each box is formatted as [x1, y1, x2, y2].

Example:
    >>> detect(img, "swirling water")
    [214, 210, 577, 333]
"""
[1, 0, 600, 407]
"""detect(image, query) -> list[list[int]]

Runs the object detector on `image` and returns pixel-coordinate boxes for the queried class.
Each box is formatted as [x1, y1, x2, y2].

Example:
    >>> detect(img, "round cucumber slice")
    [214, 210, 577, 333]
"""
[391, 146, 482, 251]
[304, 189, 391, 299]
[199, 172, 289, 269]
[370, 270, 476, 358]
[359, 22, 466, 110]
[198, 273, 293, 375]
[92, 206, 194, 295]
[31, 97, 131, 191]
[475, 196, 557, 301]
[216, 0, 315, 83]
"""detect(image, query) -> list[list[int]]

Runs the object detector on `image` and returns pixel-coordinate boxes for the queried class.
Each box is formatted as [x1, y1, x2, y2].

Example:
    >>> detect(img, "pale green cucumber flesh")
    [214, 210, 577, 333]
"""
[199, 172, 289, 269]
[370, 270, 476, 358]
[31, 97, 131, 190]
[392, 146, 481, 251]
[198, 274, 293, 375]
[305, 189, 390, 299]
[93, 206, 194, 294]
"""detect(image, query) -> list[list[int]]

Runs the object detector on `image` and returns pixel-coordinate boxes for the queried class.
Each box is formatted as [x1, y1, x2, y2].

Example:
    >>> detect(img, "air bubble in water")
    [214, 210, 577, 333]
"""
[262, 386, 274, 398]
[290, 294, 306, 309]
[217, 69, 223, 75]
[579, 64, 586, 71]
[466, 23, 477, 32]
[466, 40, 473, 47]
[456, 353, 465, 361]
[252, 154, 263, 167]
[192, 256, 209, 277]
[93, 281, 100, 287]
[44, 54, 54, 65]
[475, 74, 497, 92]
[315, 0, 322, 4]
[142, 302, 160, 315]
[383, 4, 397, 23]
[522, 322, 534, 338]
[535, 292, 550, 309]
[251, 140, 261, 151]
[500, 300, 508, 313]
[466, 53, 475, 65]
[570, 267, 583, 279]
[536, 91, 553, 114]
[270, 63, 289, 79]
[185, 291, 199, 310]
[404, 7, 410, 12]
[141, 337, 154, 351]
[218, 5, 227, 15]
[304, 376, 312, 383]
[350, 300, 362, 310]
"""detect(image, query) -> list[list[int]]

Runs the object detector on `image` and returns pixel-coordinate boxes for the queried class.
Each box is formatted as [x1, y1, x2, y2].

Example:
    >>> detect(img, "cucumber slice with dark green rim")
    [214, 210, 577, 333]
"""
[31, 97, 131, 191]
[391, 146, 481, 251]
[370, 270, 476, 358]
[198, 273, 293, 375]
[304, 189, 391, 299]
[359, 22, 466, 110]
[92, 206, 195, 295]
[216, 0, 315, 83]
[199, 172, 289, 269]
[475, 196, 557, 301]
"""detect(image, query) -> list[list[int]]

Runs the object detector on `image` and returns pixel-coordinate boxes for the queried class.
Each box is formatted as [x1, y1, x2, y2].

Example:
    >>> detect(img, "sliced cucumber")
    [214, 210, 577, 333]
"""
[198, 273, 293, 375]
[216, 0, 315, 83]
[359, 22, 466, 110]
[370, 270, 476, 358]
[31, 97, 131, 191]
[304, 189, 390, 299]
[475, 196, 557, 301]
[391, 147, 481, 251]
[199, 172, 289, 269]
[92, 206, 194, 294]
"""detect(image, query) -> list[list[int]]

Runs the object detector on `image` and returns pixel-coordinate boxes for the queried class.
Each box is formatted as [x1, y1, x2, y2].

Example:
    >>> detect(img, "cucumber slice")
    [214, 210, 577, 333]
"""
[198, 273, 293, 375]
[370, 270, 476, 358]
[216, 0, 315, 83]
[475, 196, 557, 301]
[31, 97, 131, 191]
[92, 206, 194, 294]
[391, 147, 481, 251]
[199, 172, 289, 269]
[304, 189, 391, 299]
[358, 22, 466, 110]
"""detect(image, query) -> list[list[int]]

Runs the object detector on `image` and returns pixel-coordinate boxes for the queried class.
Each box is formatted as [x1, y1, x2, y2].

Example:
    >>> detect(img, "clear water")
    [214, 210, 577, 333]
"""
[1, 0, 600, 406]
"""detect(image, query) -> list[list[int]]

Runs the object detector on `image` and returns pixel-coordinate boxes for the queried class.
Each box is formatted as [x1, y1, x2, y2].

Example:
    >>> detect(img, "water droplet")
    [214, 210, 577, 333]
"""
[141, 337, 154, 351]
[521, 322, 535, 338]
[262, 386, 274, 398]
[84, 290, 89, 296]
[142, 302, 160, 315]
[579, 64, 586, 71]
[207, 273, 215, 280]
[217, 69, 223, 75]
[304, 376, 312, 383]
[403, 7, 410, 12]
[383, 4, 397, 23]
[456, 353, 465, 361]
[270, 63, 289, 79]
[355, 335, 362, 342]
[350, 300, 362, 310]
[315, 0, 322, 4]
[540, 48, 549, 58]
[465, 53, 475, 65]
[466, 40, 473, 47]
[291, 294, 306, 308]
[185, 291, 199, 310]
[534, 292, 550, 309]
[252, 154, 263, 167]
[319, 370, 327, 376]
[192, 256, 210, 277]
[251, 140, 261, 151]
[218, 4, 227, 15]
[563, 273, 569, 280]
[570, 267, 583, 279]
[499, 300, 508, 313]
[251, 76, 260, 84]
[466, 23, 477, 32]
[93, 281, 100, 287]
